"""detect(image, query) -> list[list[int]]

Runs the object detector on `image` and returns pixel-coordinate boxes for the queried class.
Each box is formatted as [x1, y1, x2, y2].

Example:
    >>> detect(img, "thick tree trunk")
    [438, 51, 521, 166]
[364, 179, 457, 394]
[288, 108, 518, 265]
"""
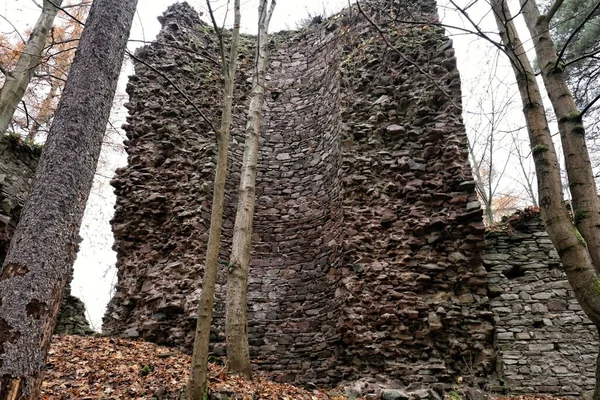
[519, 0, 600, 275]
[187, 1, 241, 399]
[0, 0, 137, 398]
[0, 0, 64, 135]
[491, 0, 600, 324]
[225, 0, 275, 377]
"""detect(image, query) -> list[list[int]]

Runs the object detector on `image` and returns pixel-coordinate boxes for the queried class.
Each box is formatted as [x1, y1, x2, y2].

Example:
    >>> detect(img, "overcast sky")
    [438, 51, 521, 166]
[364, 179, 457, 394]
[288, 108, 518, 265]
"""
[1, 0, 536, 329]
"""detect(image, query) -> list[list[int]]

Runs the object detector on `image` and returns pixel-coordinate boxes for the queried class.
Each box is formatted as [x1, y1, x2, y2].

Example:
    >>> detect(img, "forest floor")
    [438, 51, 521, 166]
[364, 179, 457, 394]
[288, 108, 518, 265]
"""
[41, 335, 570, 400]
[42, 335, 346, 399]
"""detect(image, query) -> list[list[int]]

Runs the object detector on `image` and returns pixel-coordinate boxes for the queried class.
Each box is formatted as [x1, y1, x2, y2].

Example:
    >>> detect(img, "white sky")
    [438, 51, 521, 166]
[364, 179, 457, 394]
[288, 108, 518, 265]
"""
[1, 0, 541, 329]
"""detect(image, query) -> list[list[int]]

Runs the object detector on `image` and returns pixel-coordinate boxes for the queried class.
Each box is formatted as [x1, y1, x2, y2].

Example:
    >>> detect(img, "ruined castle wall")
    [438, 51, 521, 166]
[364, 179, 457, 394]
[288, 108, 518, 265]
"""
[485, 211, 598, 395]
[104, 3, 344, 382]
[105, 0, 491, 387]
[244, 27, 344, 382]
[103, 5, 225, 345]
[335, 1, 493, 385]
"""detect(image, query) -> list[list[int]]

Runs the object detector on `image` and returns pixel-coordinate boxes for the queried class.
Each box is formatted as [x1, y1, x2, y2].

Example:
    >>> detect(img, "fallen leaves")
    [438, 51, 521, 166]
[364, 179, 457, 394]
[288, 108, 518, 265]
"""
[41, 335, 345, 399]
[41, 335, 574, 400]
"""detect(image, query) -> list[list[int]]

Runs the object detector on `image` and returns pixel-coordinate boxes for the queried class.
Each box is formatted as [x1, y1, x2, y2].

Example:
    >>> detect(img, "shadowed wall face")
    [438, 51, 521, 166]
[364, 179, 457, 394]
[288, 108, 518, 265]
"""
[104, 0, 490, 387]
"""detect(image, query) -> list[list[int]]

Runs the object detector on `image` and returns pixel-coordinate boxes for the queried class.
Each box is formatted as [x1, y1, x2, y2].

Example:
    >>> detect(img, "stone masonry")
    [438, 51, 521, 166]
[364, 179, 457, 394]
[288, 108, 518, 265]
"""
[103, 0, 598, 395]
[104, 0, 489, 387]
[485, 209, 597, 394]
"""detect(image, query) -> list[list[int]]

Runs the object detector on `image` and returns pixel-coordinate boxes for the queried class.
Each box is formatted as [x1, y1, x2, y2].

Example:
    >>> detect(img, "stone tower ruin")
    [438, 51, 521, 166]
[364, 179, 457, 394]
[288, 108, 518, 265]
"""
[103, 0, 598, 394]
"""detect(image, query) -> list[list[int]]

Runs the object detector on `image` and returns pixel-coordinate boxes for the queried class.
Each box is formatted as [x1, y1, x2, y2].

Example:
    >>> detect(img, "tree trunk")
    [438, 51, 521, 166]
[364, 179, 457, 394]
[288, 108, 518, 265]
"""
[0, 0, 64, 135]
[518, 0, 600, 275]
[491, 0, 600, 325]
[226, 0, 275, 377]
[187, 1, 242, 398]
[0, 0, 137, 398]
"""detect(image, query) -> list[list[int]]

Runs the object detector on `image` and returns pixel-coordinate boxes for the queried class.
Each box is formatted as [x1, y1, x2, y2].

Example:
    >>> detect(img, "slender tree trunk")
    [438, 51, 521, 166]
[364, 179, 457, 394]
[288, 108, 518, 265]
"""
[492, 0, 600, 327]
[468, 143, 493, 225]
[187, 1, 241, 398]
[226, 0, 275, 377]
[518, 0, 600, 275]
[0, 0, 64, 135]
[0, 0, 136, 398]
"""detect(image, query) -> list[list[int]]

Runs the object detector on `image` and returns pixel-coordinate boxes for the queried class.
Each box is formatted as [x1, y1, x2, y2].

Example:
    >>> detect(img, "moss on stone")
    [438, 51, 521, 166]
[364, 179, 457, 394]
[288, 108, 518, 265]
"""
[4, 132, 43, 157]
[593, 277, 600, 302]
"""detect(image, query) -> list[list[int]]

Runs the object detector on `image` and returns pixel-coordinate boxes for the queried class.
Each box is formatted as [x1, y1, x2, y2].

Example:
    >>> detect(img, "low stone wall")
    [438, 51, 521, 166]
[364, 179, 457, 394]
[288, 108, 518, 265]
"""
[485, 210, 598, 394]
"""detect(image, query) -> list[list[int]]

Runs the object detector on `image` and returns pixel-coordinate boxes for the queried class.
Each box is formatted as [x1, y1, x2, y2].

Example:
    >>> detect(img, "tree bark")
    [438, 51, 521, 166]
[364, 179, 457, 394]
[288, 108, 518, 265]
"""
[0, 0, 137, 398]
[491, 0, 600, 326]
[226, 0, 275, 377]
[187, 1, 241, 398]
[518, 0, 600, 275]
[0, 0, 64, 135]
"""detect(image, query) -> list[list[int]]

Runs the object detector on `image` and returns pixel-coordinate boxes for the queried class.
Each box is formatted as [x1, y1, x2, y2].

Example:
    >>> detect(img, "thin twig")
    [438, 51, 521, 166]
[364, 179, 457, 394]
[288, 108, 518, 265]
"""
[0, 14, 27, 44]
[46, 0, 85, 26]
[21, 101, 30, 130]
[581, 92, 600, 117]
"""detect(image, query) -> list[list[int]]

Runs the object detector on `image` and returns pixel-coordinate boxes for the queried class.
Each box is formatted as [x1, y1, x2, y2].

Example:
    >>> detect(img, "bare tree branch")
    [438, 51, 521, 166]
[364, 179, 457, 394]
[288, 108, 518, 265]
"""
[206, 0, 227, 77]
[0, 13, 27, 44]
[555, 0, 600, 67]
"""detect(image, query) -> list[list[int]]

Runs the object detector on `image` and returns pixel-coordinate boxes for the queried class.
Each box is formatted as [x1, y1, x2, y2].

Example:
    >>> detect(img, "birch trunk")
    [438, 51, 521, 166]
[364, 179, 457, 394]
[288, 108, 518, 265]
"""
[187, 1, 241, 398]
[0, 0, 64, 135]
[225, 0, 275, 377]
[518, 0, 600, 275]
[492, 0, 600, 396]
[0, 0, 137, 398]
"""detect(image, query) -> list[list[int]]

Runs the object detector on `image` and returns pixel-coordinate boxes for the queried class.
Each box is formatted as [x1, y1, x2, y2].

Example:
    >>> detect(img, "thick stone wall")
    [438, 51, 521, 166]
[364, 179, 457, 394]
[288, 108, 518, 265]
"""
[105, 0, 490, 387]
[0, 135, 92, 335]
[485, 209, 598, 394]
[335, 1, 492, 385]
